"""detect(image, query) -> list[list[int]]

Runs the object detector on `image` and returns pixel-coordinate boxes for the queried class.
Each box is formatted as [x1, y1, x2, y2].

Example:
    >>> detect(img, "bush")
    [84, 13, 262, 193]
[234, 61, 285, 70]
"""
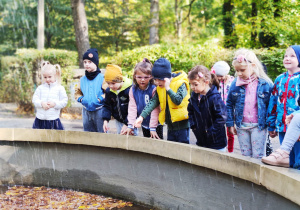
[0, 49, 78, 112]
[107, 44, 287, 81]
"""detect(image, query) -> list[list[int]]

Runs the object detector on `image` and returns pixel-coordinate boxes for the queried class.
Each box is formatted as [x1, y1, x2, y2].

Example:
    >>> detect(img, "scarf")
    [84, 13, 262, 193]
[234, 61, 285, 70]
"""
[236, 74, 257, 86]
[85, 68, 101, 80]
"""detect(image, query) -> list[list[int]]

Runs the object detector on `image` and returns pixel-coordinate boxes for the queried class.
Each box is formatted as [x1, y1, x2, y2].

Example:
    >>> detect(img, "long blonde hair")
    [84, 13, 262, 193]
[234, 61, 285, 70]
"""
[232, 48, 273, 84]
[40, 61, 62, 84]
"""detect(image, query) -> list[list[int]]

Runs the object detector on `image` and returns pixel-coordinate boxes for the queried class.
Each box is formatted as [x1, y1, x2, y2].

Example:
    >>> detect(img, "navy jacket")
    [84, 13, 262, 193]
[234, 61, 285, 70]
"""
[102, 78, 132, 125]
[226, 78, 273, 130]
[188, 85, 227, 149]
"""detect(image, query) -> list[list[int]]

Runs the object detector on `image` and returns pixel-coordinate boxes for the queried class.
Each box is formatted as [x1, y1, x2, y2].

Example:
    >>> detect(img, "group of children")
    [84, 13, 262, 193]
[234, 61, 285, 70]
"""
[32, 45, 300, 170]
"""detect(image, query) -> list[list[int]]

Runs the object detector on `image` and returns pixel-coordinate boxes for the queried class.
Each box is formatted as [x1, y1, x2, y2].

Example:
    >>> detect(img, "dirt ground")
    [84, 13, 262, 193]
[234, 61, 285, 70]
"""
[0, 103, 280, 155]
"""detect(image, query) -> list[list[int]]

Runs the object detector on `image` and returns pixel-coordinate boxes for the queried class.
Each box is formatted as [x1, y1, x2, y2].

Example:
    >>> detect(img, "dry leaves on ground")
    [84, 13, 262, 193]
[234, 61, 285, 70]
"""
[0, 186, 133, 209]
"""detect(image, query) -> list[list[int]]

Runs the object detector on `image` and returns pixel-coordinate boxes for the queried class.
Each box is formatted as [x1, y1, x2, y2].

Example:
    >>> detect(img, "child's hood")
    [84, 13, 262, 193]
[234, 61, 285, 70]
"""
[110, 77, 132, 94]
[171, 71, 188, 83]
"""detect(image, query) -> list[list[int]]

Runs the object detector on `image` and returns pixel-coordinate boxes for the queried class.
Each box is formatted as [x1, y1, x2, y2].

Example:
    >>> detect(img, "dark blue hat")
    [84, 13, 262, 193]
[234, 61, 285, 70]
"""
[83, 48, 99, 67]
[152, 58, 172, 80]
[291, 45, 300, 67]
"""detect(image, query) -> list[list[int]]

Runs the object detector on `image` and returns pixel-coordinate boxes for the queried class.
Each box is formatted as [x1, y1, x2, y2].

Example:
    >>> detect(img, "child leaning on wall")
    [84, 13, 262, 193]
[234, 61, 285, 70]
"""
[262, 45, 300, 168]
[32, 61, 68, 130]
[187, 65, 227, 151]
[102, 64, 133, 134]
[211, 61, 235, 153]
[226, 48, 273, 159]
[134, 58, 190, 144]
[75, 48, 106, 133]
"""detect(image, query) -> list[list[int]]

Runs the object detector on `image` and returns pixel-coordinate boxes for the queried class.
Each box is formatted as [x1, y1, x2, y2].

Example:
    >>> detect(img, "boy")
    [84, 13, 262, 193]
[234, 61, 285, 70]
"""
[75, 48, 106, 132]
[102, 64, 133, 134]
[134, 58, 190, 143]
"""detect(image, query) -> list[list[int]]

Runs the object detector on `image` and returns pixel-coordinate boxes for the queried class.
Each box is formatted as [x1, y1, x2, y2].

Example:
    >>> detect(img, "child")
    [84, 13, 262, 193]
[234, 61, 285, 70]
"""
[75, 48, 106, 132]
[226, 49, 273, 159]
[121, 58, 163, 139]
[32, 61, 68, 130]
[264, 45, 300, 167]
[262, 111, 300, 168]
[134, 58, 190, 144]
[212, 61, 235, 152]
[188, 65, 227, 151]
[102, 64, 132, 134]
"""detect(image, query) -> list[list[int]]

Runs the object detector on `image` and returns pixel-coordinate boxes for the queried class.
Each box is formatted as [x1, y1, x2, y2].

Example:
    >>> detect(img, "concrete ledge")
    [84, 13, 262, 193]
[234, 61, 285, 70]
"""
[0, 128, 299, 208]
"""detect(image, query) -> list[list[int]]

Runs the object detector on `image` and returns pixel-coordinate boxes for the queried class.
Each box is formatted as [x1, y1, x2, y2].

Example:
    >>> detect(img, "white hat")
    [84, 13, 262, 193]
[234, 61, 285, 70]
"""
[212, 61, 230, 76]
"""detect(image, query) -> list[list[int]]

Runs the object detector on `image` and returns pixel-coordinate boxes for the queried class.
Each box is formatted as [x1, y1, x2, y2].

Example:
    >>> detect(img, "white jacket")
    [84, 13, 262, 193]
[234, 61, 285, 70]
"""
[32, 82, 68, 120]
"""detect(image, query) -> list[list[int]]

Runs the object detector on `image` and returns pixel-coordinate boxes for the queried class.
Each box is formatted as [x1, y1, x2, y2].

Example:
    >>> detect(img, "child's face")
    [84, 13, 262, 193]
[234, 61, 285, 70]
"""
[43, 70, 56, 85]
[83, 59, 97, 72]
[135, 70, 152, 90]
[234, 64, 254, 80]
[107, 81, 123, 91]
[154, 79, 165, 88]
[189, 78, 209, 95]
[217, 75, 226, 82]
[283, 48, 299, 72]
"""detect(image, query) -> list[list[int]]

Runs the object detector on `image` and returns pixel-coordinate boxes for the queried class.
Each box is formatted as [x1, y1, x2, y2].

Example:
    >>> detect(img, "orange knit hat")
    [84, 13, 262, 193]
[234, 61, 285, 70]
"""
[104, 64, 123, 82]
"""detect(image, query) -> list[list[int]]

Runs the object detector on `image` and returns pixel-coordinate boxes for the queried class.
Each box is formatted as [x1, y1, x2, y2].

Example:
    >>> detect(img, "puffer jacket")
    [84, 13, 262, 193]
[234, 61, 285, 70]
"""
[32, 82, 68, 120]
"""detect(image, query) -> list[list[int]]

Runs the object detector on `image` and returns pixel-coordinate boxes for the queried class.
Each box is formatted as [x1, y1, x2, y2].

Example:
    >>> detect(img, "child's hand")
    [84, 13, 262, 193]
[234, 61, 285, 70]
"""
[269, 131, 278, 138]
[285, 114, 294, 125]
[150, 131, 160, 139]
[164, 78, 171, 90]
[121, 127, 134, 135]
[134, 116, 144, 128]
[41, 101, 50, 110]
[103, 120, 109, 133]
[120, 125, 128, 134]
[228, 127, 236, 135]
[47, 101, 56, 108]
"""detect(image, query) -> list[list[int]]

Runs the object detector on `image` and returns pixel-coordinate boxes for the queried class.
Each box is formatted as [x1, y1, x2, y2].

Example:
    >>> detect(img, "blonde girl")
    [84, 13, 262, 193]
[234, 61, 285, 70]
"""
[121, 58, 163, 139]
[32, 61, 68, 130]
[187, 65, 227, 151]
[226, 49, 273, 159]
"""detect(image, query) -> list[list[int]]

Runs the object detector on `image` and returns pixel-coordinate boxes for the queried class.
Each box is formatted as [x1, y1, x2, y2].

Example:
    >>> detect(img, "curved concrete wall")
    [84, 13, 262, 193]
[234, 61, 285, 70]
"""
[0, 128, 299, 209]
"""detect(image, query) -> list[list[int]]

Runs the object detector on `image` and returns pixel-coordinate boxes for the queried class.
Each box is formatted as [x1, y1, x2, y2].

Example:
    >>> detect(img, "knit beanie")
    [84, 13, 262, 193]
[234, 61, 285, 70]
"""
[152, 58, 172, 80]
[83, 48, 99, 67]
[291, 45, 300, 67]
[104, 64, 123, 82]
[212, 61, 230, 76]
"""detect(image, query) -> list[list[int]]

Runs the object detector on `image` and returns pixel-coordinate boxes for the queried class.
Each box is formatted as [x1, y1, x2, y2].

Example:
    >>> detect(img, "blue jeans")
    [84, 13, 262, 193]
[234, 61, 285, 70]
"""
[167, 128, 190, 144]
[279, 114, 300, 169]
[82, 108, 104, 132]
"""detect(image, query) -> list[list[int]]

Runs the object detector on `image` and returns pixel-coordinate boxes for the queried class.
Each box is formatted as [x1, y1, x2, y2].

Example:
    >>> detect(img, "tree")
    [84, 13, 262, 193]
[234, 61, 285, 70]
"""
[71, 0, 90, 68]
[149, 0, 159, 45]
[222, 0, 238, 48]
[37, 0, 45, 49]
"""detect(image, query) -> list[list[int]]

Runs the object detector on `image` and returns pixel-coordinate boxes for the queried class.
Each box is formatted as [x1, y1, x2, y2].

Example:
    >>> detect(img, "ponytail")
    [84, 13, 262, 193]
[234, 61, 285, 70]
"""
[54, 64, 62, 84]
[210, 73, 220, 90]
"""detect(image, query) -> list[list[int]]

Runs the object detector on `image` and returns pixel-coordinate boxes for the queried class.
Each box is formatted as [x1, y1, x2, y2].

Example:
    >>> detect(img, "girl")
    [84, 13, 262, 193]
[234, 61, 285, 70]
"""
[263, 45, 300, 168]
[212, 61, 235, 152]
[121, 58, 163, 139]
[187, 65, 227, 151]
[226, 49, 273, 159]
[32, 61, 68, 130]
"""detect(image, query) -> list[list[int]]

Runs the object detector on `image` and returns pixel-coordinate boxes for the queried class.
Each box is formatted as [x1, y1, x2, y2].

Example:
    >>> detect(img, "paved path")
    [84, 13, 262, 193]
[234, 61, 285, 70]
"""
[0, 103, 280, 155]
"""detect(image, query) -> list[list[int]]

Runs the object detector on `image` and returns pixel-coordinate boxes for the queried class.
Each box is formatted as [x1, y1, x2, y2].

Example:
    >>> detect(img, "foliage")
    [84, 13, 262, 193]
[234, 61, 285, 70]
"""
[0, 49, 78, 111]
[107, 43, 287, 81]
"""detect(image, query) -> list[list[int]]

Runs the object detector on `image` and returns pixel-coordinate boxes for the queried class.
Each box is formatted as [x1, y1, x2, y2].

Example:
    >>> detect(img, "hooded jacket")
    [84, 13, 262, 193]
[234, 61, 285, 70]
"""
[102, 77, 132, 125]
[188, 85, 227, 149]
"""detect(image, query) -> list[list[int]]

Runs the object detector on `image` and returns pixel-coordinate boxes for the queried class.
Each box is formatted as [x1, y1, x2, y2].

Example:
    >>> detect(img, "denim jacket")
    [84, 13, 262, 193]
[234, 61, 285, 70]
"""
[226, 78, 273, 130]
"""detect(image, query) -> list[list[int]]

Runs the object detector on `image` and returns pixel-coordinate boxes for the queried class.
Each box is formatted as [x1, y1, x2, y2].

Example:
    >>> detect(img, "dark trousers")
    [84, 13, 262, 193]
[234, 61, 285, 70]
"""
[167, 128, 189, 144]
[142, 124, 164, 139]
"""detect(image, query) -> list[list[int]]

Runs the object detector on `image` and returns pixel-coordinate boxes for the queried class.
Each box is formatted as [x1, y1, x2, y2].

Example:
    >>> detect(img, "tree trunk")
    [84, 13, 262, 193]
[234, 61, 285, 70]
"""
[250, 1, 257, 47]
[149, 0, 159, 45]
[222, 0, 237, 48]
[37, 0, 44, 50]
[175, 0, 182, 42]
[71, 0, 90, 68]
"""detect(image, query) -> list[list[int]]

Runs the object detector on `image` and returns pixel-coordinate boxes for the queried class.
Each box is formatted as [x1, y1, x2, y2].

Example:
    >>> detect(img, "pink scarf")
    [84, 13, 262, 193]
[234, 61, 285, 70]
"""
[236, 74, 257, 86]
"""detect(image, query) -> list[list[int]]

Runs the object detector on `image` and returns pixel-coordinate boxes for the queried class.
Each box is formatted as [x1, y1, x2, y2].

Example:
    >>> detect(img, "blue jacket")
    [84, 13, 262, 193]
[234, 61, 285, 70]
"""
[226, 78, 273, 130]
[77, 74, 105, 111]
[188, 85, 227, 149]
[266, 72, 300, 132]
[102, 77, 132, 125]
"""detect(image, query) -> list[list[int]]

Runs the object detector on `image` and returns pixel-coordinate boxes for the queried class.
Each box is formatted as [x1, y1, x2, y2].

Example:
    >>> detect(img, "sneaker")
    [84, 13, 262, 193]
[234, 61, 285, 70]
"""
[261, 149, 290, 168]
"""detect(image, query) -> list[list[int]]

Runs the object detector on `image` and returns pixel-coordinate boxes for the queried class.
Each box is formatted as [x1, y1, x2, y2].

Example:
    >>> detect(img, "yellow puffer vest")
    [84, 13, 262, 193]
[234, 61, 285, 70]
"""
[156, 71, 190, 124]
